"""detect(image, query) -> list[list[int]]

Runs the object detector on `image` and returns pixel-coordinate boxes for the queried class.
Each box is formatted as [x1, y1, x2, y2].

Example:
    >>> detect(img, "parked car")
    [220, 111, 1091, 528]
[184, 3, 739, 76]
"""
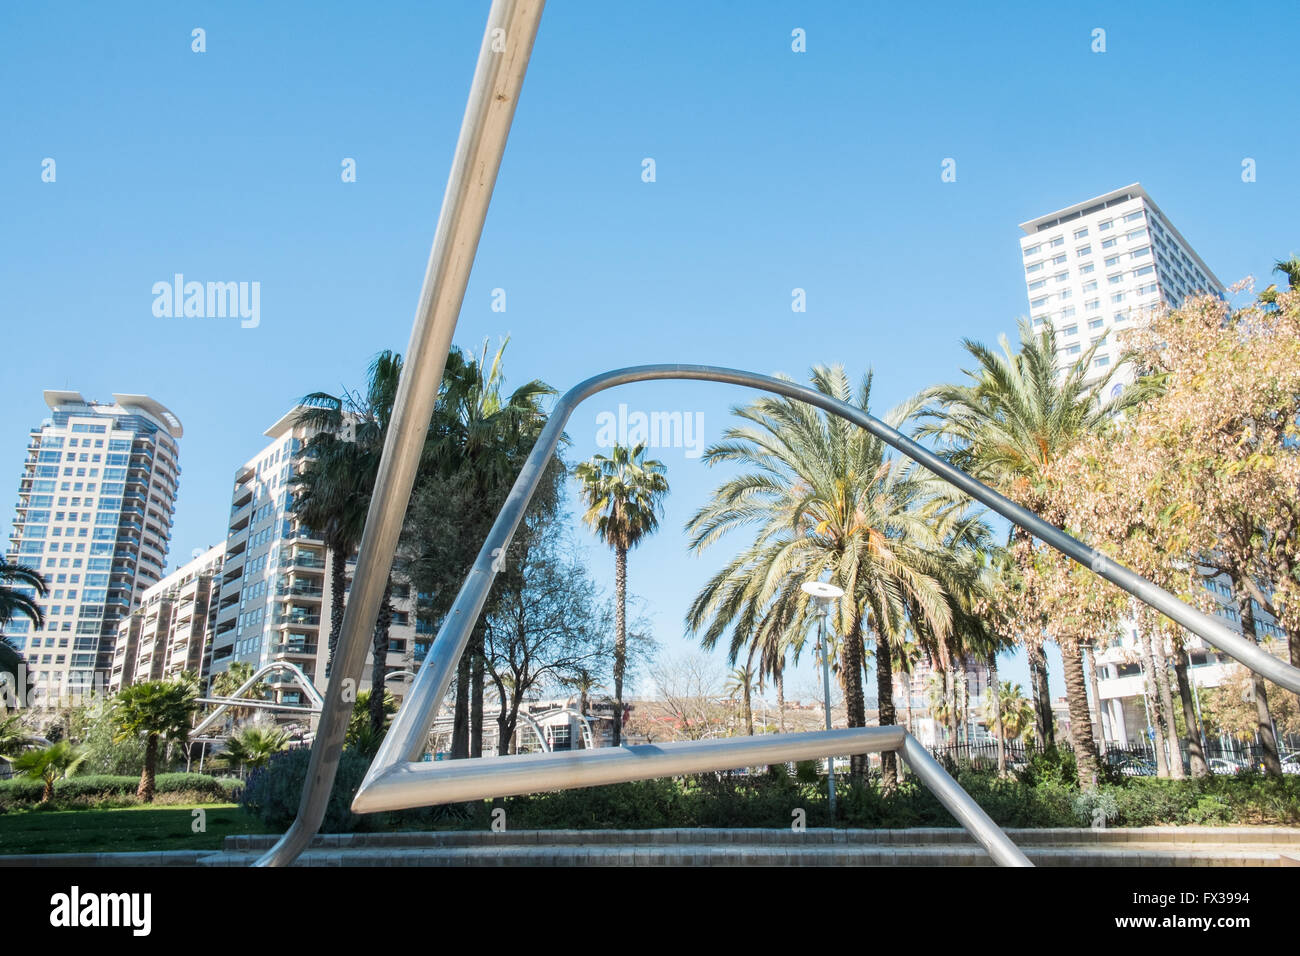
[1281, 752, 1300, 776]
[1207, 757, 1244, 775]
[1105, 753, 1157, 777]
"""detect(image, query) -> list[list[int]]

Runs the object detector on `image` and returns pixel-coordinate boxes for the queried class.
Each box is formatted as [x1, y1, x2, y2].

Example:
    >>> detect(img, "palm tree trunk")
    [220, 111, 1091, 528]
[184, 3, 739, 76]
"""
[139, 732, 158, 802]
[326, 547, 348, 678]
[612, 544, 627, 747]
[874, 628, 897, 787]
[1027, 639, 1054, 749]
[944, 665, 958, 746]
[1150, 632, 1183, 778]
[451, 654, 470, 760]
[368, 576, 392, 737]
[1083, 644, 1106, 756]
[470, 638, 485, 758]
[1137, 627, 1170, 776]
[776, 667, 786, 733]
[839, 609, 867, 779]
[1060, 637, 1101, 788]
[1172, 641, 1208, 778]
[988, 654, 1005, 777]
[1233, 578, 1282, 776]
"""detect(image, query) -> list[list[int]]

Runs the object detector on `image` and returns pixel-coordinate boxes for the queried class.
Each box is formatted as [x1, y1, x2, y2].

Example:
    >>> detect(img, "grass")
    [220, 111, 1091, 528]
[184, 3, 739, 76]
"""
[0, 803, 274, 856]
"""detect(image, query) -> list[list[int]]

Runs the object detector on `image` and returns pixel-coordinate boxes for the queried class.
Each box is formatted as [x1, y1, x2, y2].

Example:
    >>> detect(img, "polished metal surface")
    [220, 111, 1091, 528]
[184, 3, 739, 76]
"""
[254, 0, 546, 868]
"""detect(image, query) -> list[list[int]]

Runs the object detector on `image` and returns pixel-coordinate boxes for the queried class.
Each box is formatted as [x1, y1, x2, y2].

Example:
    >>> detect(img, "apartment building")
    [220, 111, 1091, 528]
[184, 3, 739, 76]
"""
[108, 543, 224, 692]
[206, 406, 412, 713]
[1018, 183, 1226, 388]
[5, 391, 182, 699]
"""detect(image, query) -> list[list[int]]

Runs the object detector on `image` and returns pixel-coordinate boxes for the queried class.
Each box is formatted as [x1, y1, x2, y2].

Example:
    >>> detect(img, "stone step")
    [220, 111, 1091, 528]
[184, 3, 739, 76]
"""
[224, 825, 1300, 851]
[197, 843, 1300, 867]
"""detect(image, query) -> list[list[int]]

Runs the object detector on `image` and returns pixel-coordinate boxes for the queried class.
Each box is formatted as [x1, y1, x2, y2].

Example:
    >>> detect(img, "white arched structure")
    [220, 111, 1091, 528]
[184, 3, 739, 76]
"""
[192, 661, 324, 737]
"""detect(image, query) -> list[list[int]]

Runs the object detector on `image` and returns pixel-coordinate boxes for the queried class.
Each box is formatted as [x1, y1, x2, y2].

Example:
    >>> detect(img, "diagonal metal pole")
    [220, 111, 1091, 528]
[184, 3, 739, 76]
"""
[255, 0, 546, 867]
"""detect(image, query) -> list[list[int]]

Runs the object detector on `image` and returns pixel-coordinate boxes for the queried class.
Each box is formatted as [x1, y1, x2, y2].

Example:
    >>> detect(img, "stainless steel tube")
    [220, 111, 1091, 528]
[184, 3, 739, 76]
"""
[900, 734, 1032, 867]
[254, 0, 546, 868]
[356, 727, 907, 812]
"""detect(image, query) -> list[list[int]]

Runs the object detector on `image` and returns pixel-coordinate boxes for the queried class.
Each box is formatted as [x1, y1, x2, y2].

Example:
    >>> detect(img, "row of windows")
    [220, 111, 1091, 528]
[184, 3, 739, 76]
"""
[1023, 209, 1146, 259]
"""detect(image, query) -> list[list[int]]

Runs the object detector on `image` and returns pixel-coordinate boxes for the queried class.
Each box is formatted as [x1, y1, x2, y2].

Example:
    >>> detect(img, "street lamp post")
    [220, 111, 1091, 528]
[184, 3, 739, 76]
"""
[802, 580, 845, 821]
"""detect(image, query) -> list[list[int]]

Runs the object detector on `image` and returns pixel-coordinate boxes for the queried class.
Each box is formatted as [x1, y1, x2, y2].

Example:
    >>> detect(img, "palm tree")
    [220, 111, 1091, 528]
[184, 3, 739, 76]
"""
[0, 557, 47, 639]
[725, 659, 759, 736]
[113, 678, 197, 801]
[1258, 255, 1300, 311]
[424, 339, 554, 758]
[576, 442, 669, 747]
[686, 366, 961, 784]
[222, 722, 290, 776]
[13, 740, 87, 803]
[987, 680, 1034, 742]
[294, 351, 406, 735]
[913, 317, 1142, 769]
[208, 661, 269, 724]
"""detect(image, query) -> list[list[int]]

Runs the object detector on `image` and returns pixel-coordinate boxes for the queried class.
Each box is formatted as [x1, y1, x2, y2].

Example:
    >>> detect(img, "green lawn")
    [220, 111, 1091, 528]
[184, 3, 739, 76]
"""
[0, 803, 274, 856]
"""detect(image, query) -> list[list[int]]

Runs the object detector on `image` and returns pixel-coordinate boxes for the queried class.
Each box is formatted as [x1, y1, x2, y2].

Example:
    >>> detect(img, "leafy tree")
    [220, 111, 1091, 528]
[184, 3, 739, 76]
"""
[13, 740, 86, 803]
[724, 659, 759, 736]
[113, 679, 197, 801]
[576, 441, 669, 746]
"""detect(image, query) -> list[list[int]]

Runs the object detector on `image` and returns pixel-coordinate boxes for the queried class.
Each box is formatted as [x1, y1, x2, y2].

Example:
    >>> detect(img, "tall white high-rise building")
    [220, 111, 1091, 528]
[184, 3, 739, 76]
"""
[6, 392, 182, 697]
[1018, 183, 1226, 388]
[207, 407, 412, 711]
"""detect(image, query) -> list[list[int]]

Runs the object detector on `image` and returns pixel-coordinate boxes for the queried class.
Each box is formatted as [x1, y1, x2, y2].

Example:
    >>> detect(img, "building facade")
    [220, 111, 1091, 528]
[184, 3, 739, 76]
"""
[1018, 183, 1226, 388]
[206, 407, 412, 712]
[109, 544, 224, 692]
[6, 391, 182, 699]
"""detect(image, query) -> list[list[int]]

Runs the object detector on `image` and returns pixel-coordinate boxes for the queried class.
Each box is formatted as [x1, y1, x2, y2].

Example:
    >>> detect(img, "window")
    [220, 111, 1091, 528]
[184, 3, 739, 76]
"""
[1051, 254, 1067, 266]
[1112, 292, 1126, 303]
[1073, 227, 1088, 239]
[1124, 210, 1144, 223]
[1076, 244, 1091, 257]
[1125, 228, 1147, 242]
[1134, 265, 1154, 277]
[1059, 289, 1072, 300]
[1030, 296, 1048, 308]
[1099, 220, 1113, 231]
[1086, 298, 1100, 311]
[1105, 255, 1120, 267]
[1094, 355, 1110, 368]
[1028, 279, 1046, 291]
[1063, 324, 1078, 336]
[1080, 263, 1095, 274]
[1061, 307, 1076, 318]
[1089, 317, 1104, 329]
[1108, 273, 1124, 285]
[1026, 261, 1044, 274]
[1131, 246, 1150, 259]
[1054, 272, 1068, 283]
[1102, 238, 1117, 250]
[1049, 236, 1064, 248]
[1082, 280, 1098, 292]
[1063, 344, 1082, 355]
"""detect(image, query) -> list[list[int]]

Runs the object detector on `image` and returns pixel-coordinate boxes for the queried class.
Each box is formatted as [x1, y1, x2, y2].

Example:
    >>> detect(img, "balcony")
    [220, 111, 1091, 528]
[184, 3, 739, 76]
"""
[276, 583, 323, 600]
[270, 642, 318, 658]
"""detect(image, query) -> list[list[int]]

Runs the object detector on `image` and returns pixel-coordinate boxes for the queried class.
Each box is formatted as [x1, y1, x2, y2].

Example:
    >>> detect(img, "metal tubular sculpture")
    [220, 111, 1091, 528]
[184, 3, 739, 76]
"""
[320, 364, 1300, 870]
[254, 0, 546, 868]
[256, 0, 1300, 869]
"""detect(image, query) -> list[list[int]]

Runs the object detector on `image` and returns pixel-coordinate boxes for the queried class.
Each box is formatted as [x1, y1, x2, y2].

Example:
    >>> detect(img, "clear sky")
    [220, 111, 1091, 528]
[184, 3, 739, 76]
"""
[2, 1, 1296, 702]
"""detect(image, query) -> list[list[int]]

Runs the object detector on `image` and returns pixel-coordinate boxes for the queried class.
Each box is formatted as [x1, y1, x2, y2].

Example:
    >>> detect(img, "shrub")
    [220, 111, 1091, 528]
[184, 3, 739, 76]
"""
[240, 747, 370, 832]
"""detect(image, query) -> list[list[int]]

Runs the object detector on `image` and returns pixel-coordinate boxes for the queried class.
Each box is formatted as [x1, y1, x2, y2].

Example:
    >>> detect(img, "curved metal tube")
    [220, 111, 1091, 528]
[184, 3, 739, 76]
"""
[192, 660, 323, 737]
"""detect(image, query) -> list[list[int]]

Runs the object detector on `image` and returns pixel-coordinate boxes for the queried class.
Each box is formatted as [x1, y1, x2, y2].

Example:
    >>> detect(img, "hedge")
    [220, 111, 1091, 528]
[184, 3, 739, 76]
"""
[0, 772, 232, 808]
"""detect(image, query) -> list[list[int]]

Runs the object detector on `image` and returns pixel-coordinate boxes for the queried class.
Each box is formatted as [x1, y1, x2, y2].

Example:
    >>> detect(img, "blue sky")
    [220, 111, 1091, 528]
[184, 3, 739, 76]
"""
[2, 1, 1296, 702]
